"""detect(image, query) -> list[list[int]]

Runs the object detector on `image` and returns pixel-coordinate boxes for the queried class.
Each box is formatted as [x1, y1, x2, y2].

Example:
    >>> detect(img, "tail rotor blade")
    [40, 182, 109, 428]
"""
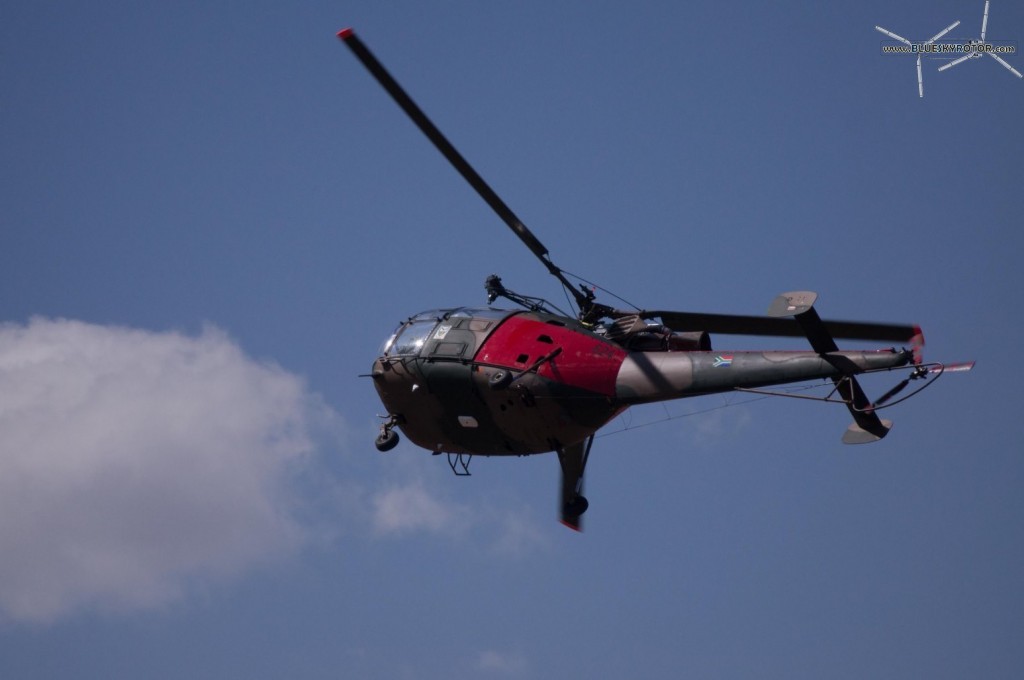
[873, 378, 912, 408]
[873, 360, 975, 409]
[930, 361, 976, 374]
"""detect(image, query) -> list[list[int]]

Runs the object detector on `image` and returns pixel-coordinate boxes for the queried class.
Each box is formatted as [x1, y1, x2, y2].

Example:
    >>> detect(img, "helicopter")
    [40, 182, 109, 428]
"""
[338, 28, 973, 530]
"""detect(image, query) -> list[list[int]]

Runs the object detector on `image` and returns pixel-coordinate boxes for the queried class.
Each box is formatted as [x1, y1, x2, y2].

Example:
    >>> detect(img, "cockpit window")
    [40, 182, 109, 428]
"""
[386, 312, 446, 356]
[448, 308, 508, 321]
[381, 308, 513, 357]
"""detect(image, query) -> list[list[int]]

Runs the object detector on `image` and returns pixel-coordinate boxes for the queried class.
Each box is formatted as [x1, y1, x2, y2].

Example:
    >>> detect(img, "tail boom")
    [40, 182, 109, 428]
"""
[614, 348, 914, 405]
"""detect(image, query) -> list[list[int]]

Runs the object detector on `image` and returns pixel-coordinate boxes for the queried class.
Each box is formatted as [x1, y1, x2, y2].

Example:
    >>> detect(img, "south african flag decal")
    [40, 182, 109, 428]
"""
[713, 354, 734, 368]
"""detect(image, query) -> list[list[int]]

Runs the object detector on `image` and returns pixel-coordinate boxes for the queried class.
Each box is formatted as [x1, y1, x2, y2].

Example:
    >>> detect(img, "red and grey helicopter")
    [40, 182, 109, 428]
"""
[339, 29, 973, 530]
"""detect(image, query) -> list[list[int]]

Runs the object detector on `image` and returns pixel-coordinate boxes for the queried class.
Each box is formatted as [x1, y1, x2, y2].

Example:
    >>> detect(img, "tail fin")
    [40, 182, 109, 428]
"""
[768, 292, 895, 444]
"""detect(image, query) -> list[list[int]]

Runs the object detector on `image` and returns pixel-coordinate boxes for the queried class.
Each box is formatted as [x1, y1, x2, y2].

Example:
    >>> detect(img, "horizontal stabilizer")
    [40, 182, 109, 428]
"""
[843, 419, 893, 444]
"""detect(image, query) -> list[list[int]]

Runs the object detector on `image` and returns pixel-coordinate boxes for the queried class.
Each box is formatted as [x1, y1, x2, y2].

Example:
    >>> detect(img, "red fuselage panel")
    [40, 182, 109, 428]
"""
[474, 315, 627, 397]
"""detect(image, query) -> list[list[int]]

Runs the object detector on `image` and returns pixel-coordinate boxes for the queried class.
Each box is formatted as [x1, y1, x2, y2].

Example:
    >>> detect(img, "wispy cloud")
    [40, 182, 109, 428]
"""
[0, 318, 332, 624]
[370, 480, 472, 535]
[476, 649, 528, 675]
[368, 475, 550, 556]
[687, 401, 754, 449]
[489, 508, 549, 557]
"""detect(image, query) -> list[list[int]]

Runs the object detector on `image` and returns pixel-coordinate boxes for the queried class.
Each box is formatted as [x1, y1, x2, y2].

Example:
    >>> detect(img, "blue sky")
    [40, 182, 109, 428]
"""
[2, 1, 1022, 678]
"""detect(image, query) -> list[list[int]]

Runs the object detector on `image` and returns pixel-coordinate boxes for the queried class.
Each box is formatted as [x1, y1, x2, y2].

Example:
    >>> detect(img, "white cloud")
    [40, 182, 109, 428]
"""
[0, 318, 329, 624]
[368, 476, 552, 556]
[489, 509, 549, 557]
[370, 481, 471, 535]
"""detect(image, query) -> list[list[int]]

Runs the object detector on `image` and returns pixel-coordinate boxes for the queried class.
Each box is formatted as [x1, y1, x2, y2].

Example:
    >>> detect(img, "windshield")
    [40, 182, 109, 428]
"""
[389, 318, 439, 356]
[382, 310, 449, 357]
[380, 308, 512, 357]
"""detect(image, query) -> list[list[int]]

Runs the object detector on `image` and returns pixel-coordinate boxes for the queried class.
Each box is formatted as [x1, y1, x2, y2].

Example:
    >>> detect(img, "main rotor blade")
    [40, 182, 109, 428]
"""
[926, 20, 960, 45]
[988, 52, 1024, 78]
[338, 29, 560, 271]
[650, 310, 920, 344]
[981, 0, 989, 42]
[939, 53, 973, 71]
[875, 25, 913, 46]
[917, 54, 924, 97]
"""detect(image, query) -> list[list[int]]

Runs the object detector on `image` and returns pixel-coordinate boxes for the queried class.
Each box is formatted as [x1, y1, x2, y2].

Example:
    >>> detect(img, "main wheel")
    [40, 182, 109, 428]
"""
[375, 429, 399, 452]
[564, 495, 589, 518]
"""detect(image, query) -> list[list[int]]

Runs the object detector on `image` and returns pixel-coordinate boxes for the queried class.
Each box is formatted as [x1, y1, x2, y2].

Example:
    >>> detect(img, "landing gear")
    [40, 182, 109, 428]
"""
[375, 414, 402, 452]
[563, 495, 589, 519]
[375, 429, 399, 452]
[446, 451, 473, 476]
[557, 435, 594, 531]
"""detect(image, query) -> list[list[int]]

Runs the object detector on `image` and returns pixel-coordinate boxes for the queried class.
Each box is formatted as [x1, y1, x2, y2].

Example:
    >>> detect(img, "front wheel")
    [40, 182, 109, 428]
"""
[375, 429, 399, 452]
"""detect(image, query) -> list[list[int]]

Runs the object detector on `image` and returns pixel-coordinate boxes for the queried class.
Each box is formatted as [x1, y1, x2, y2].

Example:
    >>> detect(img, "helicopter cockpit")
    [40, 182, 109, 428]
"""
[379, 306, 716, 361]
[379, 307, 514, 360]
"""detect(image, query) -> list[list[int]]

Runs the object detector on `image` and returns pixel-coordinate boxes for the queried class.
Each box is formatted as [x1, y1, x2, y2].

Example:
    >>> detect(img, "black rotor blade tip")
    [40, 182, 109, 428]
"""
[337, 27, 354, 41]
